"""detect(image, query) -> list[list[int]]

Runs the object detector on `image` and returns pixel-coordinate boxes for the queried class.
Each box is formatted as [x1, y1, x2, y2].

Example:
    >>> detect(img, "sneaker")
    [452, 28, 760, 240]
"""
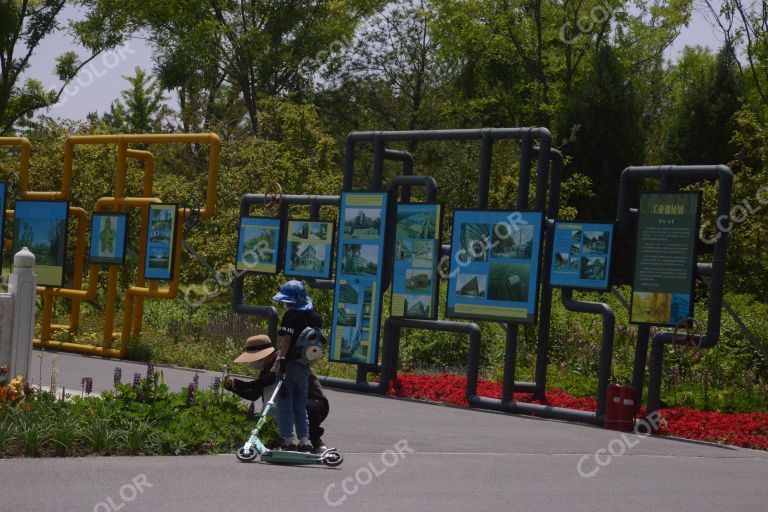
[297, 443, 312, 453]
[280, 441, 298, 451]
[312, 439, 328, 454]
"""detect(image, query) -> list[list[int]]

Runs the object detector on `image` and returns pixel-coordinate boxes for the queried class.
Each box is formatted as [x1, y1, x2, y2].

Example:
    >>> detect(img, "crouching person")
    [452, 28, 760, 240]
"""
[223, 333, 330, 453]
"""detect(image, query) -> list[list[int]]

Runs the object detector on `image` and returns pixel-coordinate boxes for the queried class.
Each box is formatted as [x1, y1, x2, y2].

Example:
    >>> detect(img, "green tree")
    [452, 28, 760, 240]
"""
[320, 0, 451, 139]
[556, 45, 643, 220]
[86, 0, 383, 136]
[0, 0, 128, 133]
[106, 67, 169, 133]
[658, 43, 744, 165]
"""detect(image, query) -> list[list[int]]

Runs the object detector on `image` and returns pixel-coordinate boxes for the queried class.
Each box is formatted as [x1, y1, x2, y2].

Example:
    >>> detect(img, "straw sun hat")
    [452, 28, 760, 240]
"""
[233, 334, 276, 363]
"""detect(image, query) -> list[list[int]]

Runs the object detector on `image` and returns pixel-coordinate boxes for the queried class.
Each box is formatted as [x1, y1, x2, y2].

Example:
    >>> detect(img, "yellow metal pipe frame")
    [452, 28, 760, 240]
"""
[18, 133, 220, 359]
[0, 138, 30, 253]
[119, 210, 185, 358]
[0, 136, 31, 186]
[24, 133, 220, 219]
[125, 149, 155, 337]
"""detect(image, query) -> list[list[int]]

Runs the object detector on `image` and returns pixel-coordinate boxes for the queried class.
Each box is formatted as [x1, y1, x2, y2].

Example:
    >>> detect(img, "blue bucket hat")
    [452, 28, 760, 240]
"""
[272, 280, 313, 311]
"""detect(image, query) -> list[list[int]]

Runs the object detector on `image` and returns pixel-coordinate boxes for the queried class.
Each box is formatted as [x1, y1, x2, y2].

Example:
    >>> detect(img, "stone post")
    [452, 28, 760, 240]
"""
[8, 247, 37, 380]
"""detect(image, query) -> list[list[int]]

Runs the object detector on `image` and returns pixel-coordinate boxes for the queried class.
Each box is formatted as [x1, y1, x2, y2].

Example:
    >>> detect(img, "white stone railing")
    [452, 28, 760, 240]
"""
[0, 247, 38, 381]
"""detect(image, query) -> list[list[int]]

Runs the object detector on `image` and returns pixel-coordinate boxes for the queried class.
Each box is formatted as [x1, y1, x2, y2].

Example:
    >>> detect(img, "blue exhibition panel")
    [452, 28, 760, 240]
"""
[144, 204, 179, 281]
[89, 213, 129, 266]
[549, 221, 615, 291]
[330, 192, 389, 364]
[446, 210, 544, 324]
[284, 219, 335, 279]
[235, 216, 281, 274]
[391, 203, 441, 320]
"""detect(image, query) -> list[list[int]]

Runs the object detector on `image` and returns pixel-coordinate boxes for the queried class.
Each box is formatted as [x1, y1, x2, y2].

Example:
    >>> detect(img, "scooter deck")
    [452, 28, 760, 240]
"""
[260, 450, 323, 465]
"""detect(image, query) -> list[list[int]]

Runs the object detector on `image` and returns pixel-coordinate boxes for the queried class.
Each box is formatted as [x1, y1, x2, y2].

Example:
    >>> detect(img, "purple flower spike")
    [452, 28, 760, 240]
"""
[193, 370, 199, 387]
[114, 367, 122, 387]
[133, 372, 142, 388]
[146, 361, 155, 382]
[187, 383, 197, 406]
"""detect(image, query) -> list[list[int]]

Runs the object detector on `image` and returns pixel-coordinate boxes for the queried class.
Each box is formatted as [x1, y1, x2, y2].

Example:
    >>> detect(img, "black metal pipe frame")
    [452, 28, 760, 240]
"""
[532, 148, 562, 399]
[343, 129, 559, 402]
[234, 130, 618, 428]
[616, 165, 733, 423]
[336, 175, 441, 393]
[561, 289, 615, 419]
[385, 149, 415, 202]
[231, 151, 416, 392]
[231, 194, 340, 339]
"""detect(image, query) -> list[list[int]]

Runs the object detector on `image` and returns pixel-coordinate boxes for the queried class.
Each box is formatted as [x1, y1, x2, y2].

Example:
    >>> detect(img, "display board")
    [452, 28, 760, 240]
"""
[236, 216, 281, 274]
[89, 213, 129, 265]
[446, 210, 544, 324]
[630, 192, 701, 326]
[12, 200, 70, 287]
[0, 182, 6, 273]
[144, 204, 179, 281]
[284, 220, 335, 279]
[330, 192, 389, 364]
[391, 203, 441, 319]
[549, 221, 615, 291]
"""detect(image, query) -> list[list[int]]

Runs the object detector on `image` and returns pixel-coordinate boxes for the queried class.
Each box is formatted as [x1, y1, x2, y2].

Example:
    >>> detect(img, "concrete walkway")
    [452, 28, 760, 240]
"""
[1, 349, 767, 512]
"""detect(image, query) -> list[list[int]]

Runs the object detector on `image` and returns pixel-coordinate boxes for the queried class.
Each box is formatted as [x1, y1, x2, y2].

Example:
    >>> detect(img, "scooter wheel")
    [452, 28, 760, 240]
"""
[236, 447, 258, 463]
[321, 449, 344, 467]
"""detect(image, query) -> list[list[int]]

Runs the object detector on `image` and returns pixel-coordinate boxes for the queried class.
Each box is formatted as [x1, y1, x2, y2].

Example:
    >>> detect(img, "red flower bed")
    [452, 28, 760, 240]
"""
[656, 408, 768, 451]
[389, 373, 768, 451]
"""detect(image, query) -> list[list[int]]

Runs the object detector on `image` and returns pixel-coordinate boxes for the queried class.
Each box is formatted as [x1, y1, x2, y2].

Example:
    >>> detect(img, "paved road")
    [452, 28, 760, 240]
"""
[1, 349, 767, 511]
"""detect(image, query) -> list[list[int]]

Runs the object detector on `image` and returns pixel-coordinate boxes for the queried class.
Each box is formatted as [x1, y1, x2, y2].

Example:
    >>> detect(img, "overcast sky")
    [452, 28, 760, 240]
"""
[21, 2, 726, 122]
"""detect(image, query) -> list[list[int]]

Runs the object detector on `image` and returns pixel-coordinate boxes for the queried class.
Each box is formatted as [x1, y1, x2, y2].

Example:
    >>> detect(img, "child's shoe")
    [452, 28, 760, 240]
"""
[297, 436, 312, 452]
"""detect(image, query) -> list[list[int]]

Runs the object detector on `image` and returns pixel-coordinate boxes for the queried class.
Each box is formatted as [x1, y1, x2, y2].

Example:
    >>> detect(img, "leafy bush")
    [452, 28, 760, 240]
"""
[0, 372, 276, 458]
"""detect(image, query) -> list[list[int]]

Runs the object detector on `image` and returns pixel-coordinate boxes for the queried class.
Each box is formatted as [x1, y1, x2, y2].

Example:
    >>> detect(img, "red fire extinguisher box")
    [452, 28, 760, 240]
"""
[605, 383, 636, 432]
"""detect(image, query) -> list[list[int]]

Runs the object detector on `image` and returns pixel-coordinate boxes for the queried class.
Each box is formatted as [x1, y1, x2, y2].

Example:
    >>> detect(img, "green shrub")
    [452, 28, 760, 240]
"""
[0, 372, 276, 458]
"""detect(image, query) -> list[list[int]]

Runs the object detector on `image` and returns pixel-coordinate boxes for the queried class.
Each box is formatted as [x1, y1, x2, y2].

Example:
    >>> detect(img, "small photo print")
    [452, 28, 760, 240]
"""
[339, 282, 361, 304]
[309, 222, 329, 241]
[148, 246, 171, 269]
[238, 221, 278, 268]
[579, 255, 607, 281]
[491, 223, 534, 259]
[456, 273, 487, 298]
[341, 243, 379, 276]
[291, 222, 310, 240]
[458, 223, 490, 263]
[344, 208, 381, 239]
[395, 239, 412, 262]
[405, 269, 432, 294]
[582, 231, 610, 254]
[289, 242, 326, 273]
[411, 240, 434, 267]
[554, 252, 578, 272]
[149, 208, 174, 243]
[488, 262, 530, 302]
[402, 294, 432, 319]
[337, 304, 359, 327]
[571, 230, 582, 243]
[631, 291, 672, 324]
[396, 210, 437, 239]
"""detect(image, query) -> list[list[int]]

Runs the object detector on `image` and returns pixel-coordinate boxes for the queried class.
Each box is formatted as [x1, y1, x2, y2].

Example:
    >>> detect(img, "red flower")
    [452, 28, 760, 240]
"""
[389, 373, 768, 451]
